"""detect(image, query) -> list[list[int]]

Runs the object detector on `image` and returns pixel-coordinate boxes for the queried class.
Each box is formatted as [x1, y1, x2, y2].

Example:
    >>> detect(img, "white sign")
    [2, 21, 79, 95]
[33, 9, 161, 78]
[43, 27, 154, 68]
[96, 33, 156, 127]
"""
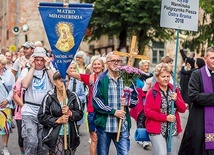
[160, 0, 199, 31]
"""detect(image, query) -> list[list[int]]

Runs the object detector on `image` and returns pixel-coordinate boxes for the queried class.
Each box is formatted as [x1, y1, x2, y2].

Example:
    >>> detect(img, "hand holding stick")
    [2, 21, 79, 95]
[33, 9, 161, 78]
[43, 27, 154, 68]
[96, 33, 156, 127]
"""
[116, 105, 125, 142]
[116, 96, 126, 142]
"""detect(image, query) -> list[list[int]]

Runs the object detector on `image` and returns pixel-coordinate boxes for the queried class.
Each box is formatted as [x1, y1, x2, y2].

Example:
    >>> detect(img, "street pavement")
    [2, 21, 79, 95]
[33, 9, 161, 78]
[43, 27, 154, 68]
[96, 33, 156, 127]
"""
[1, 111, 188, 155]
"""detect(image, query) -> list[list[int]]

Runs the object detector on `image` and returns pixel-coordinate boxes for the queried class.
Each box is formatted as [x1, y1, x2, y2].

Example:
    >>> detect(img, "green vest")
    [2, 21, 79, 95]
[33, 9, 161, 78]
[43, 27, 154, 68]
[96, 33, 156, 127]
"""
[94, 76, 132, 130]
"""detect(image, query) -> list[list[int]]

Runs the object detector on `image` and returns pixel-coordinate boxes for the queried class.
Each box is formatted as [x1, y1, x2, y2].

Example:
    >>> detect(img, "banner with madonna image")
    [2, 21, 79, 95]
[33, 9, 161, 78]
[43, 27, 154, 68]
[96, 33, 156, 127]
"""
[38, 2, 93, 79]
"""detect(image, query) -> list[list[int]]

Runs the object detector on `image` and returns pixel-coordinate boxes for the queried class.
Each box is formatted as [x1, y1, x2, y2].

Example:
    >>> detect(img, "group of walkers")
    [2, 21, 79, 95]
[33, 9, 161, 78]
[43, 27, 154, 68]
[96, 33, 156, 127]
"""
[0, 40, 214, 155]
[0, 41, 83, 155]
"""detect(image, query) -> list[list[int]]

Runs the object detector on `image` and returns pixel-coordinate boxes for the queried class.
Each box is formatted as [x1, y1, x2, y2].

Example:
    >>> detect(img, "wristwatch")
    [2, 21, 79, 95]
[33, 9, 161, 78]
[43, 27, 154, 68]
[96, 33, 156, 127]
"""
[45, 66, 51, 70]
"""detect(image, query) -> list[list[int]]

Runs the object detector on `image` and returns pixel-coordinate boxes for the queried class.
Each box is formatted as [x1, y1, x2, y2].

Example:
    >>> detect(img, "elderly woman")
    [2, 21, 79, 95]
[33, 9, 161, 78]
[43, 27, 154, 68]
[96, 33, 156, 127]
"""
[74, 51, 87, 74]
[0, 54, 15, 155]
[130, 59, 153, 149]
[144, 63, 186, 155]
[38, 71, 83, 155]
[138, 60, 153, 91]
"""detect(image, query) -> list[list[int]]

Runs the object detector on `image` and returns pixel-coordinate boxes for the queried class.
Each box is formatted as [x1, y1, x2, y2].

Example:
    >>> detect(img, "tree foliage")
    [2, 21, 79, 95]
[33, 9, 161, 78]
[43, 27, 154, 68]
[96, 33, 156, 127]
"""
[183, 1, 214, 55]
[84, 0, 213, 56]
[84, 0, 173, 52]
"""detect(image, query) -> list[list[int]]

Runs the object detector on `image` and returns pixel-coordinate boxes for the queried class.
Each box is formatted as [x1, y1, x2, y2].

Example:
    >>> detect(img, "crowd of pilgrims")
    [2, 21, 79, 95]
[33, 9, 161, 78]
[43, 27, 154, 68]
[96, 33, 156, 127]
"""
[1, 40, 213, 155]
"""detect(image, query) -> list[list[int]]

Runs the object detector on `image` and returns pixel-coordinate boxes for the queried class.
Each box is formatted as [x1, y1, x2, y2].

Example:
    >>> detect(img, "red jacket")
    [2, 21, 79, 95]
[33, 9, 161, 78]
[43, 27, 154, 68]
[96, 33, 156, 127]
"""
[130, 88, 146, 121]
[144, 82, 186, 134]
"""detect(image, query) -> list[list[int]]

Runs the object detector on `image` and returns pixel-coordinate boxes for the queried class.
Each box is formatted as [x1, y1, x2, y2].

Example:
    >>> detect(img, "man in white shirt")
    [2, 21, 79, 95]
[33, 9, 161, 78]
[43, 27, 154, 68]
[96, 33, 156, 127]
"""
[20, 47, 55, 155]
[12, 41, 35, 78]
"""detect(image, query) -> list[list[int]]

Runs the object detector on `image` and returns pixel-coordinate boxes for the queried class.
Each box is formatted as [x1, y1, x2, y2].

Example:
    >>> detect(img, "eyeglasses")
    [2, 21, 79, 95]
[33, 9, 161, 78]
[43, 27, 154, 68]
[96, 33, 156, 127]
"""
[107, 59, 122, 64]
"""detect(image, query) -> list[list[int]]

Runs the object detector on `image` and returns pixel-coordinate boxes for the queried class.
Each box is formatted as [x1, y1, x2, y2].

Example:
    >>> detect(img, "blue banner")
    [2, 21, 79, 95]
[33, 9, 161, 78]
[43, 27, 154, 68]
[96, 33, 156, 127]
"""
[38, 2, 93, 79]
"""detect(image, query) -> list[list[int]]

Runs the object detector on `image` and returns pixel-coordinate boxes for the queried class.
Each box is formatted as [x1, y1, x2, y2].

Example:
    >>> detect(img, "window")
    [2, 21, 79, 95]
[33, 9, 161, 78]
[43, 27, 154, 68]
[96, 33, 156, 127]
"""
[108, 35, 114, 46]
[89, 45, 94, 54]
[151, 42, 164, 64]
[6, 30, 9, 40]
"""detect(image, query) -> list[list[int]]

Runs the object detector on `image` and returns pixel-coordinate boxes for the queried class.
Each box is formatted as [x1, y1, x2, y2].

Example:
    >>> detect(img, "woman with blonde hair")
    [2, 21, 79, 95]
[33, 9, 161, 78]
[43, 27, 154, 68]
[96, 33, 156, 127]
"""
[144, 63, 186, 155]
[67, 57, 105, 155]
[152, 56, 174, 86]
[85, 55, 106, 74]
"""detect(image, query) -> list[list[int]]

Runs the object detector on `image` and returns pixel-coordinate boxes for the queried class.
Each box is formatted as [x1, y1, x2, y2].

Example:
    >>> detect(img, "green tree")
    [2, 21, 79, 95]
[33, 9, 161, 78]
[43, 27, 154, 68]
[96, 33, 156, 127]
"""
[84, 0, 173, 55]
[84, 0, 213, 57]
[183, 1, 214, 55]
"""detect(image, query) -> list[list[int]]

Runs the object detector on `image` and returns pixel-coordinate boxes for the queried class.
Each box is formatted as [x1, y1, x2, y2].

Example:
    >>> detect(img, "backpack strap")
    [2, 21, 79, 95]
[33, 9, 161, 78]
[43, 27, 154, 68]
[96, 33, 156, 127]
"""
[73, 78, 77, 92]
[152, 89, 157, 99]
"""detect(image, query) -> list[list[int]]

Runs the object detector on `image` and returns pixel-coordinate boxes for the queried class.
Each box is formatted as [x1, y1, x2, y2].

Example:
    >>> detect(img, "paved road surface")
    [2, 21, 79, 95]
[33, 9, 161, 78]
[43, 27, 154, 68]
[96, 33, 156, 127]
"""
[0, 111, 188, 155]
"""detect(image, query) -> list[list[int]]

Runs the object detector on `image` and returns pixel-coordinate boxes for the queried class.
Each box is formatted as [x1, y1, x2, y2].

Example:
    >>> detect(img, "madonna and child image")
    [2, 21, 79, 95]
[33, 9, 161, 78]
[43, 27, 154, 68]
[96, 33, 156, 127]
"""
[55, 22, 75, 52]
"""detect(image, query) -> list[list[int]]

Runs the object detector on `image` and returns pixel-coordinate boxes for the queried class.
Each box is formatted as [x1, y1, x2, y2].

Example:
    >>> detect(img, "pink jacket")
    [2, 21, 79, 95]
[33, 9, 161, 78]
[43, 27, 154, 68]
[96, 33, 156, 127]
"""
[13, 79, 23, 120]
[144, 82, 186, 134]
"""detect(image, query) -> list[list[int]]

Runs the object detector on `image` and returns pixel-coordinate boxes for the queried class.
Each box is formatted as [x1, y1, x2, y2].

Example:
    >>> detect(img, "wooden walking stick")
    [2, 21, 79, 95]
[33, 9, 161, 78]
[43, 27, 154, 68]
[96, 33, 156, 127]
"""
[62, 0, 69, 150]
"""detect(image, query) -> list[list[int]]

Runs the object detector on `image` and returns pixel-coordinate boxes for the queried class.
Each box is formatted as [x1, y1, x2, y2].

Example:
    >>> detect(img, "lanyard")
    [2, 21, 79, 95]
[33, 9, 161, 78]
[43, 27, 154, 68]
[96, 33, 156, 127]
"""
[33, 70, 46, 80]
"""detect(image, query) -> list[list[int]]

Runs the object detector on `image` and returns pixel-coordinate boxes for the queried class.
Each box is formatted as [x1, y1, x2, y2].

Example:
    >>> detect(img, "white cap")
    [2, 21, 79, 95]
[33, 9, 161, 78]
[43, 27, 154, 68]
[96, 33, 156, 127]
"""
[32, 47, 46, 58]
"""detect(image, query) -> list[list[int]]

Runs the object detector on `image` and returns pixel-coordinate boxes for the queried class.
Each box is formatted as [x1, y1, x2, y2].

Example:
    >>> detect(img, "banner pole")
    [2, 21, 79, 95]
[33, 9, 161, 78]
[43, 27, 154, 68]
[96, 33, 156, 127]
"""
[63, 0, 69, 7]
[167, 29, 180, 152]
[63, 83, 68, 150]
[62, 1, 68, 146]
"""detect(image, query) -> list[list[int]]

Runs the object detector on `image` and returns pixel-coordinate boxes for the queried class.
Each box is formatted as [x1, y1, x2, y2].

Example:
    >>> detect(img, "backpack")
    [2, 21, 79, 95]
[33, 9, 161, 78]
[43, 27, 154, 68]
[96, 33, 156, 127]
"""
[137, 89, 157, 128]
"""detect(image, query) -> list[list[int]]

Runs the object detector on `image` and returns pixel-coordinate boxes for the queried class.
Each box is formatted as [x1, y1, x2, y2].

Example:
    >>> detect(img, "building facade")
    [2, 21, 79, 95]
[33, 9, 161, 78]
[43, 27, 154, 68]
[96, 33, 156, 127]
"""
[0, 0, 118, 53]
[0, 0, 208, 69]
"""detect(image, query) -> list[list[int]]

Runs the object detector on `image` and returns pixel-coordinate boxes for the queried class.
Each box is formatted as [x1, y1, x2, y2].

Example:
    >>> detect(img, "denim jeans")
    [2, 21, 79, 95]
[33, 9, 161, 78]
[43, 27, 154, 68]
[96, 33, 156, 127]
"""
[88, 112, 96, 132]
[96, 127, 130, 155]
[149, 134, 179, 155]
